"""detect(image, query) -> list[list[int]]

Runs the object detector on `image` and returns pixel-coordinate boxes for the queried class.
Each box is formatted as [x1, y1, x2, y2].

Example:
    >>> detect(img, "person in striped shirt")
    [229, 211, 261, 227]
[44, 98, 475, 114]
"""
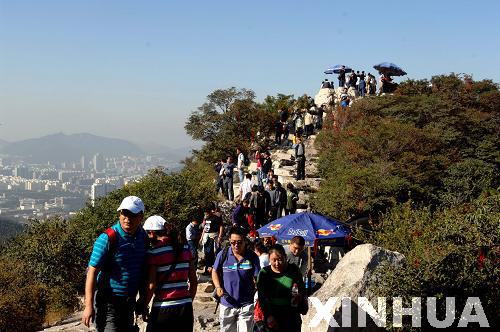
[143, 216, 198, 332]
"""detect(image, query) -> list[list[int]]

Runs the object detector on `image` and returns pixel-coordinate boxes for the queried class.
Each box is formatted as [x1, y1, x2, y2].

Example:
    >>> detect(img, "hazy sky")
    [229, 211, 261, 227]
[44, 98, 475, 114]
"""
[1, 0, 499, 147]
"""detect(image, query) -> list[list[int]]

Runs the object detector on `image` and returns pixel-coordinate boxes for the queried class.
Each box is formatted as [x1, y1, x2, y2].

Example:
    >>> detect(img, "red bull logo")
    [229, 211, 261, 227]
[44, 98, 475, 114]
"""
[316, 229, 335, 236]
[269, 224, 282, 231]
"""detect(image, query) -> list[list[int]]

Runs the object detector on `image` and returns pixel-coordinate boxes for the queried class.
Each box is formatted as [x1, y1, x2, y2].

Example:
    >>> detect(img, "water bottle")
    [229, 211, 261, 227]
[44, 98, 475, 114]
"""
[291, 283, 299, 307]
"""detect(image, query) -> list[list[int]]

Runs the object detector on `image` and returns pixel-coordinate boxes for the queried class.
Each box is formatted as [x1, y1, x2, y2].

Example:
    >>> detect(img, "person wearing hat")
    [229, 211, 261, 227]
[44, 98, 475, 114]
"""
[143, 215, 168, 247]
[82, 196, 148, 331]
[143, 216, 198, 331]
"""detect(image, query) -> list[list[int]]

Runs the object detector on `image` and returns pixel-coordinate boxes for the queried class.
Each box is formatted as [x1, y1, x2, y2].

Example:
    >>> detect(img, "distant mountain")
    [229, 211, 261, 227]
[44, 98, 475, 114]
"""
[137, 142, 195, 161]
[1, 133, 144, 162]
[0, 139, 8, 148]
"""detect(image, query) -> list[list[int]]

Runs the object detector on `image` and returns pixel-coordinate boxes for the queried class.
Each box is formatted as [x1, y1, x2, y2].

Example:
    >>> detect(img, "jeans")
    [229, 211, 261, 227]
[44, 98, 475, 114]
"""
[219, 303, 254, 332]
[296, 157, 306, 180]
[224, 177, 234, 201]
[95, 290, 136, 332]
[238, 169, 244, 184]
[256, 169, 263, 187]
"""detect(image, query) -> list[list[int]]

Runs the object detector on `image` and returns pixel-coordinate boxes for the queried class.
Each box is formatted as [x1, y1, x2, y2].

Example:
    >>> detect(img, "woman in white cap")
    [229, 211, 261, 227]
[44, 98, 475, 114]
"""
[142, 216, 198, 331]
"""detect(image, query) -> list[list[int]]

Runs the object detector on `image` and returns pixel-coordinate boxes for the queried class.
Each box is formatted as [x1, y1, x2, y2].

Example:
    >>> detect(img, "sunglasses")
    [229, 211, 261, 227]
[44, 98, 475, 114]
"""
[230, 240, 244, 246]
[120, 209, 139, 218]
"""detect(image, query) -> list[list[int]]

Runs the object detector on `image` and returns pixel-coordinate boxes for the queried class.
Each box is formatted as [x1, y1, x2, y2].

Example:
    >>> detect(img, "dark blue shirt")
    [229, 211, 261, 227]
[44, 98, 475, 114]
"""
[213, 248, 260, 308]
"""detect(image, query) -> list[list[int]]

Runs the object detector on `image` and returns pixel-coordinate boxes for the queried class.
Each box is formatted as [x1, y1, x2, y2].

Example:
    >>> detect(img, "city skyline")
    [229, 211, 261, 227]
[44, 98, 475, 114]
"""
[1, 0, 499, 145]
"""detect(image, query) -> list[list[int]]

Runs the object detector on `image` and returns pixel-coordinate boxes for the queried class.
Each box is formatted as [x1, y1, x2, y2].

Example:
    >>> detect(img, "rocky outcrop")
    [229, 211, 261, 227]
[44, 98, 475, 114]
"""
[301, 244, 405, 332]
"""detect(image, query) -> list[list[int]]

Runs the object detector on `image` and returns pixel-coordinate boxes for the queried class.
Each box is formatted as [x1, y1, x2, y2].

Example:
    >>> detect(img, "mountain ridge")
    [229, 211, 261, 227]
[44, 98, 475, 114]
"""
[1, 132, 144, 162]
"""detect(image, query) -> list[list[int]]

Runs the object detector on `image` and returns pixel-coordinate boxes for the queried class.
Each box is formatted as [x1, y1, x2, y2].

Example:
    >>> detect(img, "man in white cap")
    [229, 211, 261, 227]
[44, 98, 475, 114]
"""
[82, 196, 147, 331]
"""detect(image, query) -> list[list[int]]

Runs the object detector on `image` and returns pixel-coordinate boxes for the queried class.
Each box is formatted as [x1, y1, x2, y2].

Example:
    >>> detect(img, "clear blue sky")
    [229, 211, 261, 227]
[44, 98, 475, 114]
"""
[1, 0, 499, 147]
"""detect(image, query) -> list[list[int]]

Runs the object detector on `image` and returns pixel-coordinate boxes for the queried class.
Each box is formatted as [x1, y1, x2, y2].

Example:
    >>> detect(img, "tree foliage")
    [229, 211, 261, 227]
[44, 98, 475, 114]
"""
[313, 74, 499, 220]
[185, 87, 278, 162]
[356, 193, 499, 329]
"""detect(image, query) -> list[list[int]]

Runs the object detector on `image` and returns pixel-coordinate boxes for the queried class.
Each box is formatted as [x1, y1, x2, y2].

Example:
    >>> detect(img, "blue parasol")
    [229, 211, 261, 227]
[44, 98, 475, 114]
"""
[324, 64, 353, 75]
[257, 212, 352, 247]
[373, 62, 407, 76]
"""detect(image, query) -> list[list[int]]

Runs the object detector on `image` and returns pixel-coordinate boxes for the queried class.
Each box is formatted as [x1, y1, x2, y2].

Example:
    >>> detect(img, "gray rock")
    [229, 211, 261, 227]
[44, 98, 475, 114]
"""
[301, 244, 405, 332]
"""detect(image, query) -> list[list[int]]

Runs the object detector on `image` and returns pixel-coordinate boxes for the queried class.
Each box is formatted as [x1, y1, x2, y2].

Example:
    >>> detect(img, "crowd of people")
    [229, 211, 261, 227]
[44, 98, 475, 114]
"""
[82, 196, 311, 332]
[321, 65, 397, 98]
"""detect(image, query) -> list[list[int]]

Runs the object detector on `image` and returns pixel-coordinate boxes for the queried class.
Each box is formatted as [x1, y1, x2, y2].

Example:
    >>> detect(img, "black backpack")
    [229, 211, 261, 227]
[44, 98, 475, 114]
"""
[243, 154, 250, 166]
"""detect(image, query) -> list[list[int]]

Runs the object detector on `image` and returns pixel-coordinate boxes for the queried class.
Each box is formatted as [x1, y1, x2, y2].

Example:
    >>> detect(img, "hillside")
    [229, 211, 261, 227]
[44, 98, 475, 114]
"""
[0, 76, 498, 331]
[1, 133, 144, 162]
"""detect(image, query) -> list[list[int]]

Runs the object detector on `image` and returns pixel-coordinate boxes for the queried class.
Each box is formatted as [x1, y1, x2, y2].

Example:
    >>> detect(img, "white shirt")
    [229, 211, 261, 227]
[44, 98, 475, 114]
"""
[237, 152, 244, 169]
[240, 178, 253, 199]
[259, 253, 270, 268]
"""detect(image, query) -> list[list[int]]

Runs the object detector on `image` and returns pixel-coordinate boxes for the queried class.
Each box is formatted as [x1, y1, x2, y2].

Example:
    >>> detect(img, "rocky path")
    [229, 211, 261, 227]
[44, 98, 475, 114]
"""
[42, 135, 322, 332]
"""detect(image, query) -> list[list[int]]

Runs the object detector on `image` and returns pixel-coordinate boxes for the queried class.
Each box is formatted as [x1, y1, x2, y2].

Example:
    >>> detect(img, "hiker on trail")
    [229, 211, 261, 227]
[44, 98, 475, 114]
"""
[237, 148, 245, 184]
[231, 199, 250, 235]
[222, 156, 236, 201]
[266, 180, 280, 222]
[261, 151, 273, 185]
[215, 159, 225, 196]
[349, 71, 358, 89]
[212, 227, 261, 332]
[250, 185, 271, 229]
[304, 109, 314, 138]
[255, 149, 264, 187]
[282, 120, 290, 146]
[293, 137, 306, 181]
[239, 173, 253, 201]
[285, 236, 309, 279]
[200, 203, 224, 275]
[338, 65, 346, 88]
[186, 209, 203, 268]
[274, 117, 282, 145]
[321, 79, 332, 89]
[82, 196, 147, 331]
[256, 244, 308, 332]
[367, 73, 377, 95]
[254, 241, 270, 268]
[143, 217, 197, 331]
[275, 181, 287, 218]
[316, 105, 324, 130]
[144, 215, 166, 246]
[358, 74, 366, 97]
[285, 183, 298, 215]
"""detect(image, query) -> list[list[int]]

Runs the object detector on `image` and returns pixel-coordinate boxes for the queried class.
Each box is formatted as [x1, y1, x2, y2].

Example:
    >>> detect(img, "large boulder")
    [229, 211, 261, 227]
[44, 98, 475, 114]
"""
[302, 244, 405, 332]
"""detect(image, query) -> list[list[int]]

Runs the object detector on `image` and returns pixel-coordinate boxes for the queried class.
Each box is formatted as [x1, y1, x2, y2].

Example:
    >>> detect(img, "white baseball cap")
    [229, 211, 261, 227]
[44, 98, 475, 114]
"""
[117, 196, 145, 214]
[143, 215, 167, 231]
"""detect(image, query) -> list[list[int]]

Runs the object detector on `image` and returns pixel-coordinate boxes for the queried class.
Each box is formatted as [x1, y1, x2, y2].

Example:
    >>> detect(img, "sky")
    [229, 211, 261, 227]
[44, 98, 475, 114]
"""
[1, 0, 499, 148]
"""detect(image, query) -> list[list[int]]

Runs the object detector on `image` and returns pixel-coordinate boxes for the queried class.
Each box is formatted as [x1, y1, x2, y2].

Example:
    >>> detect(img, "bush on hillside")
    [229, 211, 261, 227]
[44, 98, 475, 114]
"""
[313, 75, 499, 220]
[357, 193, 499, 329]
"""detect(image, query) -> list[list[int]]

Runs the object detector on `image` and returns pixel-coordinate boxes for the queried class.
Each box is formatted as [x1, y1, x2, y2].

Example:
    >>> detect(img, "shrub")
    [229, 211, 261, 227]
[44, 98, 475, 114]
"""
[357, 194, 499, 329]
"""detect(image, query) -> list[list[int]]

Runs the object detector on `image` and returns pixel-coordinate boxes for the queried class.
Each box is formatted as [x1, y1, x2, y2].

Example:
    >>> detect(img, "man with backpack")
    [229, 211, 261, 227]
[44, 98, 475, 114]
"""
[212, 227, 261, 332]
[82, 196, 148, 331]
